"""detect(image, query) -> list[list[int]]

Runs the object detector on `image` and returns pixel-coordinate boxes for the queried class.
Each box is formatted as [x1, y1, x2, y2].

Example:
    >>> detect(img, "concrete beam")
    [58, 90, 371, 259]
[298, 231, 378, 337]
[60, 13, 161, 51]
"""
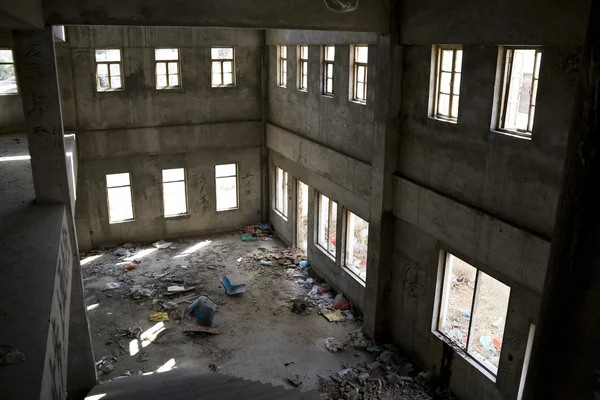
[0, 0, 43, 30]
[44, 0, 390, 33]
[266, 29, 378, 45]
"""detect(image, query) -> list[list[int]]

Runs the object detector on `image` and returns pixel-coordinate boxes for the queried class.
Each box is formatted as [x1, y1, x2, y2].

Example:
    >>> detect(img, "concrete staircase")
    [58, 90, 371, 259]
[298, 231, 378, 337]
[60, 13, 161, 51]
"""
[85, 369, 320, 399]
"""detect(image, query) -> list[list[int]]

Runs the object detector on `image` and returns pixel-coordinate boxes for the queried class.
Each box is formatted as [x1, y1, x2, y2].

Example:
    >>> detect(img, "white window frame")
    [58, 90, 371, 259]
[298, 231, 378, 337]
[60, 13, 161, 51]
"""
[215, 163, 239, 212]
[211, 47, 235, 88]
[298, 45, 308, 91]
[0, 49, 18, 95]
[497, 47, 542, 137]
[317, 193, 337, 258]
[278, 45, 287, 87]
[323, 45, 335, 96]
[155, 48, 181, 89]
[162, 168, 188, 217]
[432, 45, 463, 123]
[351, 45, 368, 104]
[95, 49, 123, 92]
[274, 166, 288, 218]
[344, 211, 369, 282]
[435, 251, 511, 377]
[106, 173, 134, 223]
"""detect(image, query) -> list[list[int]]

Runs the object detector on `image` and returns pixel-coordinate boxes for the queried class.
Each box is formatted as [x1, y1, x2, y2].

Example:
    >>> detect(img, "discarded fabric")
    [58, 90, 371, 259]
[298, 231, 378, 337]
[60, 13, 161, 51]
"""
[148, 312, 169, 322]
[153, 239, 173, 249]
[105, 282, 122, 290]
[298, 260, 310, 270]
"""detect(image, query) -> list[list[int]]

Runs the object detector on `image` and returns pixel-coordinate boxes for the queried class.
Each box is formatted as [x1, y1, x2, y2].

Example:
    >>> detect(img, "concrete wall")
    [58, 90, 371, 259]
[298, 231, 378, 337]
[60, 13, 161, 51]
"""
[61, 26, 264, 248]
[266, 31, 379, 310]
[383, 2, 586, 398]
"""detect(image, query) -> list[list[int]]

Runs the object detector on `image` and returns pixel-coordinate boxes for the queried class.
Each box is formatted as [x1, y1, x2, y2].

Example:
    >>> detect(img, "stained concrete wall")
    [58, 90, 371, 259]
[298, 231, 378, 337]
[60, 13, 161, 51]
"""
[62, 26, 263, 248]
[384, 2, 586, 399]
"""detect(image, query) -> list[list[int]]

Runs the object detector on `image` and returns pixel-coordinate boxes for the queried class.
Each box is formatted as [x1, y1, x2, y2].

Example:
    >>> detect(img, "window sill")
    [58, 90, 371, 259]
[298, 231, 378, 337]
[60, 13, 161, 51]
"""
[97, 88, 125, 93]
[349, 99, 367, 106]
[297, 88, 308, 93]
[429, 115, 457, 124]
[211, 84, 237, 89]
[109, 219, 135, 225]
[278, 85, 287, 89]
[342, 266, 366, 287]
[492, 129, 532, 141]
[273, 209, 288, 222]
[315, 243, 336, 262]
[0, 92, 19, 96]
[164, 213, 189, 220]
[322, 94, 334, 99]
[157, 86, 183, 91]
[217, 207, 239, 213]
[432, 331, 497, 383]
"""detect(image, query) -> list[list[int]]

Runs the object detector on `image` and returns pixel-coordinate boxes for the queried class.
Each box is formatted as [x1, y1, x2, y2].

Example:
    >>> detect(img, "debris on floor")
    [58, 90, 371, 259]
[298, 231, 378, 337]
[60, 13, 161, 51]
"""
[219, 275, 247, 296]
[240, 223, 273, 241]
[188, 295, 218, 327]
[153, 240, 173, 249]
[324, 337, 346, 353]
[0, 345, 25, 365]
[148, 312, 169, 322]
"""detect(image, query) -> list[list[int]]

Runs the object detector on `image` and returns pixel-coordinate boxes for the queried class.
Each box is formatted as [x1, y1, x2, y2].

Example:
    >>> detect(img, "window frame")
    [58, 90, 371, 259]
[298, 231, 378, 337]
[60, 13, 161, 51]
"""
[211, 47, 236, 88]
[316, 193, 337, 259]
[323, 45, 335, 96]
[215, 163, 239, 212]
[432, 45, 463, 123]
[106, 172, 134, 224]
[161, 168, 188, 218]
[0, 49, 18, 95]
[351, 45, 368, 104]
[155, 48, 181, 90]
[274, 166, 288, 219]
[435, 251, 512, 377]
[496, 46, 543, 137]
[95, 48, 123, 92]
[344, 210, 369, 283]
[278, 45, 287, 88]
[298, 45, 308, 91]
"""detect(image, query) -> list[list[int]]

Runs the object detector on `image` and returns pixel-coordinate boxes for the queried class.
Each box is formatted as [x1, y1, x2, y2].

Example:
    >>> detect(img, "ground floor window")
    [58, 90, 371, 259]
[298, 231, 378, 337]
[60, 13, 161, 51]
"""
[274, 167, 288, 218]
[162, 168, 187, 217]
[215, 163, 238, 211]
[345, 211, 368, 281]
[437, 252, 511, 375]
[106, 172, 134, 223]
[317, 193, 337, 258]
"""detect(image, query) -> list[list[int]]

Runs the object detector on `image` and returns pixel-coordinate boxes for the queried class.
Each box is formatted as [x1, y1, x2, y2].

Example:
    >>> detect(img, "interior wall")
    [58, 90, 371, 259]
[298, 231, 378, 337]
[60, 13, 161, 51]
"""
[386, 1, 586, 398]
[64, 26, 263, 248]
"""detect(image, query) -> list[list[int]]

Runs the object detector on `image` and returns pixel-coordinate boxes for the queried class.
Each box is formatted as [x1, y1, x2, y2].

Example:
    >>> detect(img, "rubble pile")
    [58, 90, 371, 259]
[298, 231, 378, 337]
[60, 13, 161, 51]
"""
[319, 330, 456, 400]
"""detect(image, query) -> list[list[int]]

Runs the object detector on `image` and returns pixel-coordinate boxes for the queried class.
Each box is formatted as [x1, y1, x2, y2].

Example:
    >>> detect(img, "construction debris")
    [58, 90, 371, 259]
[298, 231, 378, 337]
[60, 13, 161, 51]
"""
[324, 337, 346, 353]
[153, 240, 173, 249]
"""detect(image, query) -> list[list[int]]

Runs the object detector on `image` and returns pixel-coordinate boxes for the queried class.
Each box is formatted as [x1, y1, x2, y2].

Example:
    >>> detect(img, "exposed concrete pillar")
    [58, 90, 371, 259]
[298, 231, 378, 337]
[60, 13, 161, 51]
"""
[13, 26, 97, 399]
[524, 2, 600, 399]
[363, 34, 402, 339]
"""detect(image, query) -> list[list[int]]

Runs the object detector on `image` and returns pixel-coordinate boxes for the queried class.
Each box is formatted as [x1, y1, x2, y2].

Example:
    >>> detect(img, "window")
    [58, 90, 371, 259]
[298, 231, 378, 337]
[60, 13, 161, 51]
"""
[317, 194, 337, 257]
[437, 253, 511, 375]
[215, 163, 238, 211]
[106, 173, 134, 223]
[155, 48, 180, 89]
[498, 48, 542, 135]
[274, 167, 288, 218]
[323, 46, 335, 95]
[162, 168, 187, 217]
[278, 46, 287, 87]
[352, 45, 368, 103]
[211, 47, 235, 87]
[432, 46, 463, 122]
[298, 45, 308, 91]
[95, 49, 123, 91]
[0, 50, 17, 94]
[345, 212, 369, 281]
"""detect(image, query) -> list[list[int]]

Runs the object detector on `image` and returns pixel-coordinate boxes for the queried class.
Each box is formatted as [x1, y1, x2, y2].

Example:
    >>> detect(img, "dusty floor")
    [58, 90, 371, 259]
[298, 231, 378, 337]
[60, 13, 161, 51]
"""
[81, 232, 372, 392]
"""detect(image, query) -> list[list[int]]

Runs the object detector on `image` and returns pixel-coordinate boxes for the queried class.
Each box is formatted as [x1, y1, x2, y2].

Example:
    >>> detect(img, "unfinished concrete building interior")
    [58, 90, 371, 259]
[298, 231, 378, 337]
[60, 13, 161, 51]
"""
[0, 0, 598, 399]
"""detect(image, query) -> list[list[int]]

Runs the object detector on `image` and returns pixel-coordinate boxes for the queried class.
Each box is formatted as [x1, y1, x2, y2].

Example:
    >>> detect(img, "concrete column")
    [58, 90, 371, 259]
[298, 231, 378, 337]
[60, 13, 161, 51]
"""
[363, 34, 403, 339]
[13, 26, 97, 399]
[524, 3, 600, 399]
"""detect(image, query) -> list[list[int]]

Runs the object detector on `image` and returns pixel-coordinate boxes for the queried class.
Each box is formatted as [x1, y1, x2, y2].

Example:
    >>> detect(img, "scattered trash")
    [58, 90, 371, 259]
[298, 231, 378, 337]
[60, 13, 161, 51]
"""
[208, 363, 220, 372]
[236, 257, 243, 263]
[165, 286, 196, 295]
[240, 233, 258, 242]
[479, 336, 495, 352]
[101, 363, 114, 373]
[95, 355, 117, 372]
[180, 265, 188, 269]
[149, 312, 169, 322]
[492, 337, 502, 350]
[260, 260, 273, 267]
[153, 240, 173, 249]
[167, 286, 186, 292]
[168, 246, 177, 250]
[320, 306, 346, 322]
[219, 275, 247, 296]
[131, 285, 155, 299]
[348, 329, 369, 349]
[188, 295, 218, 327]
[284, 361, 294, 367]
[124, 263, 137, 270]
[0, 345, 25, 365]
[459, 309, 471, 318]
[240, 223, 273, 241]
[105, 282, 122, 290]
[367, 361, 381, 371]
[324, 337, 346, 353]
[172, 293, 199, 304]
[162, 302, 178, 311]
[287, 375, 303, 387]
[333, 299, 350, 310]
[291, 298, 309, 314]
[298, 260, 310, 270]
[183, 324, 221, 335]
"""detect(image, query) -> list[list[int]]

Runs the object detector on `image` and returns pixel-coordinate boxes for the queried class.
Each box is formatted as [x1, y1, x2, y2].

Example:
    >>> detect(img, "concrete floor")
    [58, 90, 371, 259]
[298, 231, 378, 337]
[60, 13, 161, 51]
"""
[82, 233, 372, 392]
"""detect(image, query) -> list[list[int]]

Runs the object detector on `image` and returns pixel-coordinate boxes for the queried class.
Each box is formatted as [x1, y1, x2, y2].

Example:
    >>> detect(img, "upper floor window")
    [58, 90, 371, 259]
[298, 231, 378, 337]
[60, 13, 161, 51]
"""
[0, 50, 18, 94]
[432, 46, 463, 122]
[498, 48, 542, 136]
[155, 48, 180, 89]
[106, 173, 134, 223]
[298, 45, 308, 91]
[211, 47, 235, 87]
[323, 46, 335, 95]
[278, 45, 287, 87]
[352, 45, 368, 103]
[95, 49, 123, 91]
